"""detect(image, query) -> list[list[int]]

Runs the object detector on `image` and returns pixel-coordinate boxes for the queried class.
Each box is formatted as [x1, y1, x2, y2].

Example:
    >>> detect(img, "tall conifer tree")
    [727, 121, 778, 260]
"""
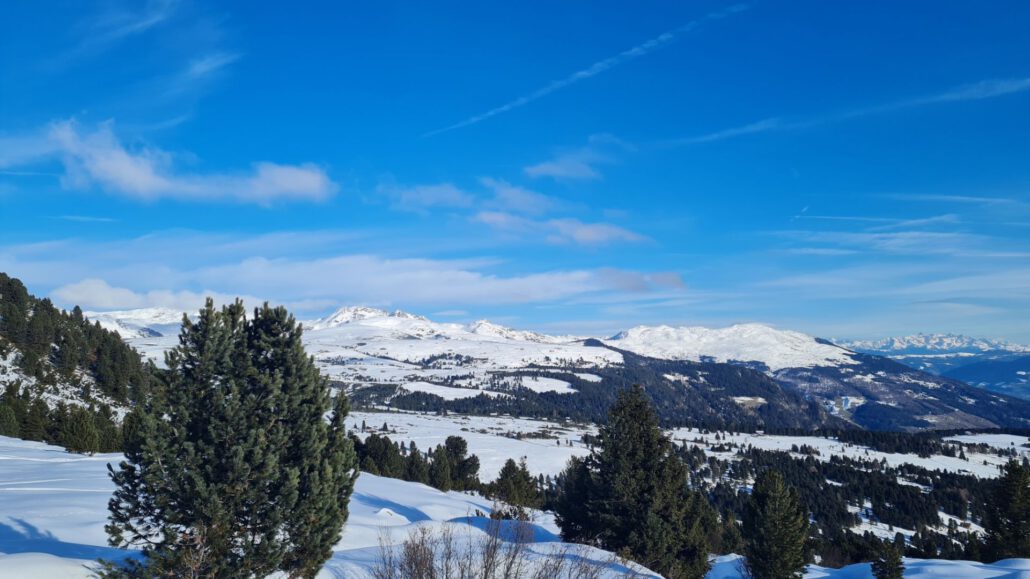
[985, 460, 1030, 560]
[554, 385, 712, 579]
[104, 300, 358, 578]
[742, 470, 810, 579]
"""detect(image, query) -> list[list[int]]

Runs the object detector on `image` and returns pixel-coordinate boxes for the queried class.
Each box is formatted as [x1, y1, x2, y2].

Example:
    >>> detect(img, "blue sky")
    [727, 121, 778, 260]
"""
[2, 1, 1029, 340]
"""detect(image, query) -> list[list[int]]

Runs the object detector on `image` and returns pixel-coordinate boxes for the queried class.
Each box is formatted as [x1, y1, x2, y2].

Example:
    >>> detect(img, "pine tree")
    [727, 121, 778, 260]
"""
[0, 403, 19, 437]
[742, 470, 810, 579]
[984, 460, 1030, 560]
[554, 385, 713, 578]
[491, 458, 542, 514]
[62, 407, 99, 455]
[554, 456, 594, 540]
[104, 300, 358, 578]
[404, 442, 430, 484]
[21, 400, 48, 442]
[871, 539, 904, 579]
[429, 445, 452, 491]
[444, 435, 480, 490]
[718, 511, 744, 555]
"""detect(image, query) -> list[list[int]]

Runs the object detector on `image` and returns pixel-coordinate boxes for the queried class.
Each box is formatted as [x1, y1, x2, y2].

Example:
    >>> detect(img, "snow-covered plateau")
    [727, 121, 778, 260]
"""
[2, 435, 1027, 578]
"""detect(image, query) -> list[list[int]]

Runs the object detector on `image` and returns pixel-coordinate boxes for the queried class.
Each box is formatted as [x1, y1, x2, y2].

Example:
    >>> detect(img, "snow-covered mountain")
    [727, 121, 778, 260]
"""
[607, 323, 859, 372]
[83, 307, 186, 339]
[304, 306, 428, 330]
[85, 305, 1030, 430]
[839, 333, 1030, 356]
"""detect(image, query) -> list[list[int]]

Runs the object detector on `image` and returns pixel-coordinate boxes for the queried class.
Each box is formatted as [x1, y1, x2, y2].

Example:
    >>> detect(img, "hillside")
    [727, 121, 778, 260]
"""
[0, 274, 151, 450]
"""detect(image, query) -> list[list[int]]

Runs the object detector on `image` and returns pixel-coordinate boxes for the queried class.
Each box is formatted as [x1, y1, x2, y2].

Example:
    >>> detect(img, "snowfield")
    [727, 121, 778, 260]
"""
[606, 323, 859, 371]
[2, 436, 1028, 578]
[0, 436, 648, 578]
[349, 411, 594, 480]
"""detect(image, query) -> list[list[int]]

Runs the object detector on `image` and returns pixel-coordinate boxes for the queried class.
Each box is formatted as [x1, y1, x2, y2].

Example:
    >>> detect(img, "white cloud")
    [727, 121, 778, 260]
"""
[51, 278, 264, 312]
[524, 134, 630, 181]
[546, 218, 644, 245]
[1, 230, 676, 316]
[479, 177, 557, 215]
[473, 211, 644, 245]
[378, 182, 474, 212]
[524, 156, 601, 180]
[6, 120, 337, 204]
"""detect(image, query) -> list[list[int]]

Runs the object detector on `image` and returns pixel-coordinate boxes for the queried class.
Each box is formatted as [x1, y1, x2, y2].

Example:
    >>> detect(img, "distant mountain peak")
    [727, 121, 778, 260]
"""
[306, 306, 427, 330]
[839, 333, 1030, 355]
[465, 319, 567, 343]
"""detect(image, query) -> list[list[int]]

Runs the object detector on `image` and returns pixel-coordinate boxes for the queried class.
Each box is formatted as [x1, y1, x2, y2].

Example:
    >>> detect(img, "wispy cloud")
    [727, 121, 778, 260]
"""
[2, 120, 337, 204]
[51, 215, 118, 223]
[667, 77, 1030, 145]
[866, 214, 960, 232]
[53, 0, 178, 66]
[797, 213, 961, 231]
[186, 52, 241, 79]
[479, 178, 558, 215]
[473, 211, 645, 246]
[0, 230, 675, 314]
[886, 193, 1030, 209]
[662, 118, 781, 146]
[377, 182, 475, 213]
[423, 4, 748, 137]
[524, 134, 630, 181]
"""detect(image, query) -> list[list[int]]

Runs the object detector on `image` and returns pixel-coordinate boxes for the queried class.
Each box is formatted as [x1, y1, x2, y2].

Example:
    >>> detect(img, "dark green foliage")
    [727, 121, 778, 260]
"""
[490, 458, 542, 515]
[351, 430, 486, 493]
[0, 402, 19, 437]
[404, 442, 430, 484]
[104, 300, 358, 578]
[984, 460, 1030, 560]
[871, 540, 904, 579]
[554, 385, 713, 578]
[742, 470, 810, 579]
[443, 435, 480, 491]
[21, 399, 48, 442]
[716, 511, 744, 556]
[354, 433, 405, 478]
[62, 406, 100, 455]
[429, 445, 452, 491]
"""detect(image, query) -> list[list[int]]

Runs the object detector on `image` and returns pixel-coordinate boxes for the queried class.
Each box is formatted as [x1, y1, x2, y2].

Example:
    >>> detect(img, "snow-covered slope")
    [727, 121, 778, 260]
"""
[0, 435, 648, 578]
[607, 323, 859, 371]
[1, 435, 1026, 578]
